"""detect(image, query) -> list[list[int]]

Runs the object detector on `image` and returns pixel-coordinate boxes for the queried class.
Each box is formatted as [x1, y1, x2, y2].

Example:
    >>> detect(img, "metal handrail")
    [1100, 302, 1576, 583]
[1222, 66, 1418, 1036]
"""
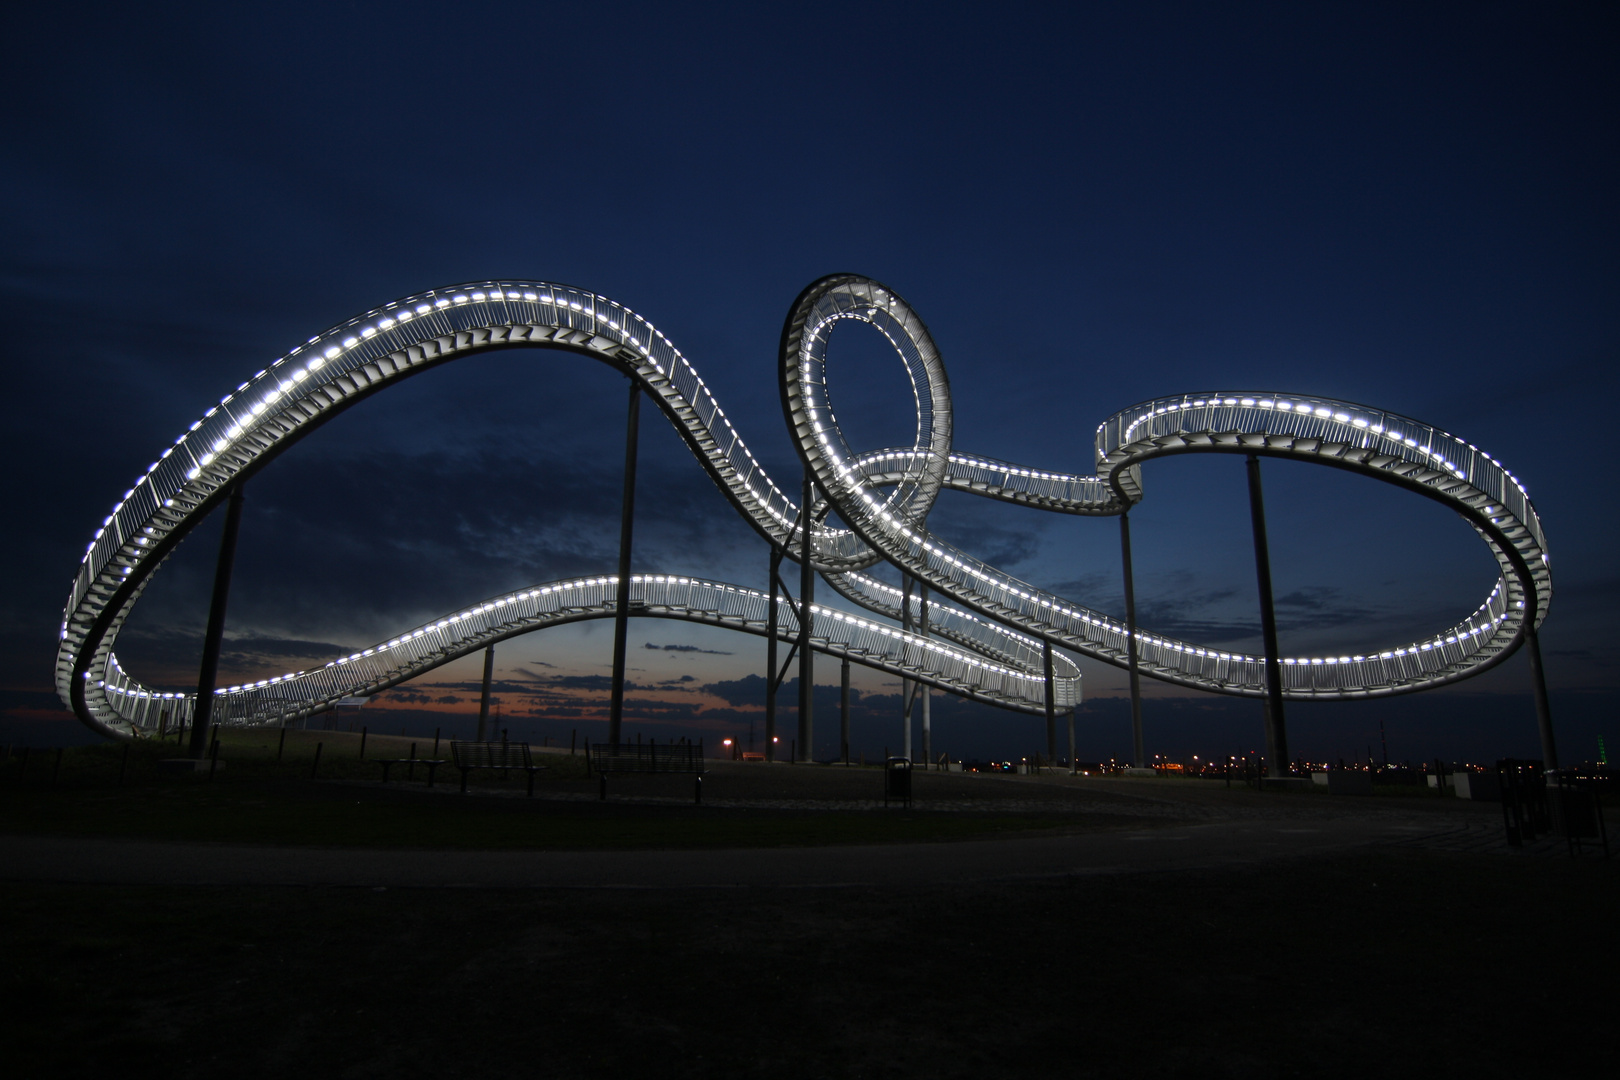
[59, 274, 1550, 737]
[93, 574, 1076, 731]
[784, 275, 1550, 701]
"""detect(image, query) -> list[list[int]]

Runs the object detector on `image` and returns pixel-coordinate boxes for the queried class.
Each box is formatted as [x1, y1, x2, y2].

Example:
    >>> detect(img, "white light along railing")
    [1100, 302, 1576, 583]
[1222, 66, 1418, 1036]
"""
[788, 277, 1549, 701]
[61, 274, 1549, 738]
[94, 575, 1077, 731]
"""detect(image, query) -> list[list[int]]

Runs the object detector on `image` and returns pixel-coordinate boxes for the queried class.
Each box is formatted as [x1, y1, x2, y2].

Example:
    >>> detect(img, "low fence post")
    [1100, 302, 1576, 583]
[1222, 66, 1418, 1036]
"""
[311, 742, 323, 779]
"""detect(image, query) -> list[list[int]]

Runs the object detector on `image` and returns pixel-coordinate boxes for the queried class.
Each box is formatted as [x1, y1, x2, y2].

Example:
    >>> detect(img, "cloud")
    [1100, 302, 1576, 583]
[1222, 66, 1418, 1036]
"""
[701, 674, 772, 708]
[222, 634, 354, 659]
[928, 517, 1042, 569]
[1050, 573, 1115, 603]
[535, 674, 619, 692]
[94, 626, 358, 690]
[1273, 588, 1333, 611]
[643, 642, 732, 655]
[0, 690, 67, 714]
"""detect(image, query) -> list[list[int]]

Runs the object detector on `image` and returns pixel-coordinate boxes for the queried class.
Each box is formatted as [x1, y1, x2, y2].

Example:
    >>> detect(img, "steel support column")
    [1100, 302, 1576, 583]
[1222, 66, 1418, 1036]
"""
[1044, 641, 1057, 761]
[840, 655, 851, 765]
[901, 577, 914, 761]
[607, 382, 641, 748]
[1525, 624, 1558, 770]
[1120, 510, 1145, 768]
[476, 643, 494, 742]
[1068, 708, 1076, 774]
[766, 546, 781, 761]
[797, 473, 815, 762]
[1245, 455, 1289, 776]
[188, 484, 245, 759]
[919, 583, 930, 766]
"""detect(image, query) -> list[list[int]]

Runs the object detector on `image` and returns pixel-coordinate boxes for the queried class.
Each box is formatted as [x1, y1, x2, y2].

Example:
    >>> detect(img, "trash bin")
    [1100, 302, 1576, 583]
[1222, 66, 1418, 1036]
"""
[885, 757, 912, 808]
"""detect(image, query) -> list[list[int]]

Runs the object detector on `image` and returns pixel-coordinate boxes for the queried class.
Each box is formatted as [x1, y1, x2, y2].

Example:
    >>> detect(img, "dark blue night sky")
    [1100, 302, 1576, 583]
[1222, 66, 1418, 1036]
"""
[3, 3, 1615, 765]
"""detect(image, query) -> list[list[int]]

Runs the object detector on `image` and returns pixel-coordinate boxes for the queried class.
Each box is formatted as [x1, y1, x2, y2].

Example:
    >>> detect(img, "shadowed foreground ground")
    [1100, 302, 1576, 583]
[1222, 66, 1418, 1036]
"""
[2, 741, 1614, 1078]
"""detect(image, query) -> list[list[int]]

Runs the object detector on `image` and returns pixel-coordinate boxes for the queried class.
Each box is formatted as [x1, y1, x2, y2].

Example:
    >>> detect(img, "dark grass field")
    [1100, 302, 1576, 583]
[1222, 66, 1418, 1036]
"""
[2, 736, 1614, 1078]
[0, 734, 1166, 849]
[5, 852, 1614, 1079]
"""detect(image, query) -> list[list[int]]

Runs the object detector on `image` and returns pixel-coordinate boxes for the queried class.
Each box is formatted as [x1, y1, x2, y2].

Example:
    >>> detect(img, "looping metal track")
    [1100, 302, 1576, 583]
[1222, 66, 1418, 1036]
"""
[783, 274, 1549, 704]
[58, 275, 1549, 737]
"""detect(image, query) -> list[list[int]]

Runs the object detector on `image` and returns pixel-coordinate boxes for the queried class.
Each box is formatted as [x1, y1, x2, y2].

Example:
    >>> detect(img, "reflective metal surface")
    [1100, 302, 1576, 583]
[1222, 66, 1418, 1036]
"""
[59, 276, 1549, 737]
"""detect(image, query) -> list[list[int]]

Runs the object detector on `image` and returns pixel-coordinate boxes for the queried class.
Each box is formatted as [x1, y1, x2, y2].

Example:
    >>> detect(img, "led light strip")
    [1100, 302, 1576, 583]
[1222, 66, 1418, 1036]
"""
[92, 574, 1078, 731]
[59, 275, 1549, 737]
[782, 274, 1550, 702]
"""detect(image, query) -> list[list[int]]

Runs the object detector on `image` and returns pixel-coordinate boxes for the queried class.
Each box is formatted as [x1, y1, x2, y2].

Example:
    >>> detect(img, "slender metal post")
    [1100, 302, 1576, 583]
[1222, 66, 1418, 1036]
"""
[1524, 624, 1559, 769]
[189, 484, 245, 759]
[476, 643, 494, 742]
[840, 655, 851, 765]
[1120, 511, 1145, 768]
[1245, 455, 1289, 777]
[1044, 641, 1057, 760]
[608, 382, 641, 748]
[919, 583, 931, 766]
[798, 473, 815, 763]
[766, 546, 781, 761]
[901, 577, 914, 761]
[1068, 708, 1077, 774]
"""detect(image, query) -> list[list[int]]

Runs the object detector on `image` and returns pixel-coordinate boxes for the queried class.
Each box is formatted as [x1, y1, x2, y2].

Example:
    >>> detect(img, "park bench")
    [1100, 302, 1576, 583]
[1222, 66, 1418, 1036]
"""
[451, 741, 548, 796]
[375, 743, 446, 787]
[587, 740, 705, 803]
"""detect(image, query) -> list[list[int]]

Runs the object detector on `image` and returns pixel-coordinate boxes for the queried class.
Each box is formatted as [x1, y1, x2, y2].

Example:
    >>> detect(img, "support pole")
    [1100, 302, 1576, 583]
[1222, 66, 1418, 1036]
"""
[1245, 455, 1289, 777]
[1120, 510, 1145, 769]
[901, 577, 914, 761]
[1525, 624, 1559, 770]
[919, 583, 931, 766]
[189, 484, 245, 759]
[608, 382, 641, 748]
[798, 473, 815, 763]
[1044, 641, 1057, 761]
[1068, 708, 1077, 774]
[840, 655, 851, 765]
[476, 643, 494, 743]
[766, 546, 782, 761]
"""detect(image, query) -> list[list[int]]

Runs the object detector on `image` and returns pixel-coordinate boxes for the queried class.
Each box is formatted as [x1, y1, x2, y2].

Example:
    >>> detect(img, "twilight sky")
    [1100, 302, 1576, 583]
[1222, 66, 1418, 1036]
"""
[3, 2, 1615, 765]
